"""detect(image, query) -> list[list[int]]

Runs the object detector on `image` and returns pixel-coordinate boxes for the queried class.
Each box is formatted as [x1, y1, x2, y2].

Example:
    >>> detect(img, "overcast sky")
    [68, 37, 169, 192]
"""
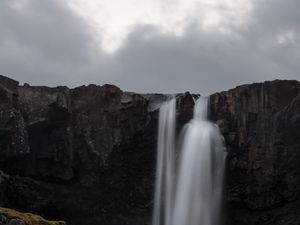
[0, 0, 299, 94]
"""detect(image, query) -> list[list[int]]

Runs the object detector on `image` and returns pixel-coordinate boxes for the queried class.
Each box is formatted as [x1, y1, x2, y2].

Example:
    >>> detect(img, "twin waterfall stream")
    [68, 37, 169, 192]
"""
[153, 96, 226, 225]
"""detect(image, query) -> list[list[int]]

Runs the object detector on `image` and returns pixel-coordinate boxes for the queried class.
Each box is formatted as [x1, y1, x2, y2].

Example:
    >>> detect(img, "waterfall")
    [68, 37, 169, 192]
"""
[153, 96, 225, 225]
[152, 98, 176, 225]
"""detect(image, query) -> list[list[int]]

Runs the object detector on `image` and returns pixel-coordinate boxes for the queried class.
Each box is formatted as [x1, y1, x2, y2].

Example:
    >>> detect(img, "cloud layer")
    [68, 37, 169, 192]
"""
[0, 0, 299, 94]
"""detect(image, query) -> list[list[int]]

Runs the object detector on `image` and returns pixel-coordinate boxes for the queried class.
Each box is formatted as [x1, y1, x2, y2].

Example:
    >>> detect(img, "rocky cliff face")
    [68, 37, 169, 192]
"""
[210, 81, 300, 225]
[0, 75, 299, 225]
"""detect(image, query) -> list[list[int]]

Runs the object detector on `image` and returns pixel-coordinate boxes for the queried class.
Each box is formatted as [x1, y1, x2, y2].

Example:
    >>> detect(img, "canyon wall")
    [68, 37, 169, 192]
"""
[0, 75, 299, 225]
[210, 81, 300, 225]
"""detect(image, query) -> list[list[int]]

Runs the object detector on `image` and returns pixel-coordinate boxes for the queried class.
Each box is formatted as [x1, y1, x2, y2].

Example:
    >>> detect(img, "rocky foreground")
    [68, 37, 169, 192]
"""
[0, 207, 65, 225]
[0, 204, 65, 225]
[0, 74, 299, 225]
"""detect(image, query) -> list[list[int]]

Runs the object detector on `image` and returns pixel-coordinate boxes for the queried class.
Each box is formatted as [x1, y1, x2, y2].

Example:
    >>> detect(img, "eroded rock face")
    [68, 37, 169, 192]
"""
[210, 80, 300, 225]
[0, 76, 176, 225]
[0, 75, 299, 225]
[2, 82, 153, 186]
[0, 76, 28, 158]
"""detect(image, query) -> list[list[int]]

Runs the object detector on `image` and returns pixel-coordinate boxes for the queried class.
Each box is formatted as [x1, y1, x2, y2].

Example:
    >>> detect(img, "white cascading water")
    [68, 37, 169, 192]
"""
[153, 96, 226, 225]
[152, 98, 176, 225]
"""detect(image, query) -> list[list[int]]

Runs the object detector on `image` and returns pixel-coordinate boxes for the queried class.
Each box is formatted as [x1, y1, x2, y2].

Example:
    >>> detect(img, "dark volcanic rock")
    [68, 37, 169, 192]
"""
[0, 76, 193, 225]
[0, 75, 299, 225]
[210, 80, 300, 225]
[0, 76, 28, 158]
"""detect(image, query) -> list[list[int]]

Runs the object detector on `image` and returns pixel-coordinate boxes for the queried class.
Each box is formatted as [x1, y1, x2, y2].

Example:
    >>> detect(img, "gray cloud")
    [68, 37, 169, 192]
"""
[0, 0, 299, 94]
[0, 0, 101, 86]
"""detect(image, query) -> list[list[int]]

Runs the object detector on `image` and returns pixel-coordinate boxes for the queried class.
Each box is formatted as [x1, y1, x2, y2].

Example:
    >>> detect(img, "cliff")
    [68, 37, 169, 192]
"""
[210, 81, 300, 225]
[0, 75, 299, 225]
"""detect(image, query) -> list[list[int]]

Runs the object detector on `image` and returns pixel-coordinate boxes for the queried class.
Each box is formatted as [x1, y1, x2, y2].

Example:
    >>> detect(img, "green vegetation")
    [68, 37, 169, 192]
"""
[0, 207, 65, 225]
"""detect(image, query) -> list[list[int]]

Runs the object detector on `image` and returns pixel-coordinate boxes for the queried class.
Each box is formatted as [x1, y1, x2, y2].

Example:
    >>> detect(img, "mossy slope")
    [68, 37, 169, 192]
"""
[0, 207, 65, 225]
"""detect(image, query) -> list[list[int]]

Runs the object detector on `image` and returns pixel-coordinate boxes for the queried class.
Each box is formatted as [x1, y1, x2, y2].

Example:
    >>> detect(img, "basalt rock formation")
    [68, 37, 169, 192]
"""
[210, 80, 300, 225]
[0, 74, 299, 225]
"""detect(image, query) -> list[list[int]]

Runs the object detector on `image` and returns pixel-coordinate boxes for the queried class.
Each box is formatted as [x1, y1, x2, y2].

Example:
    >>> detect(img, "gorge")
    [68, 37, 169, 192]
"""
[0, 74, 299, 225]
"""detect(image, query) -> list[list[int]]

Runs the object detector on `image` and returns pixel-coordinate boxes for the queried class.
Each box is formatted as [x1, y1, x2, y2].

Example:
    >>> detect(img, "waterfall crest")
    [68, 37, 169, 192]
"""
[153, 96, 225, 225]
